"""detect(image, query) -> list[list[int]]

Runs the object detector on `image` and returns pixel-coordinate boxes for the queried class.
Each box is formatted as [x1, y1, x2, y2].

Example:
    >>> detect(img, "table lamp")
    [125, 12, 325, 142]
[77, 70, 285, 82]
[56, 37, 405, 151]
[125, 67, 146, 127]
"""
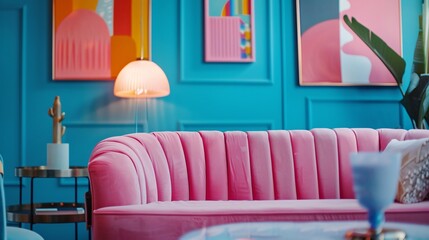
[114, 59, 170, 132]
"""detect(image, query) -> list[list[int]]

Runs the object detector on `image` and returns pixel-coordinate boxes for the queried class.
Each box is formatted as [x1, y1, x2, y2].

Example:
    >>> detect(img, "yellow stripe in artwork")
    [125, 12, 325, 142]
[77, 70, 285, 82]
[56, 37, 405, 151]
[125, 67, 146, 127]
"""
[131, 0, 150, 59]
[142, 0, 150, 59]
[242, 0, 249, 15]
[73, 0, 97, 11]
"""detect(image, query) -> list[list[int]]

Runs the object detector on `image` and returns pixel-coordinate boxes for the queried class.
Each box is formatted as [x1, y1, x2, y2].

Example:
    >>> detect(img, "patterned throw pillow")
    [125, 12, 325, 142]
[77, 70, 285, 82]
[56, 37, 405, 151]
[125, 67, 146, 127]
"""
[384, 138, 429, 204]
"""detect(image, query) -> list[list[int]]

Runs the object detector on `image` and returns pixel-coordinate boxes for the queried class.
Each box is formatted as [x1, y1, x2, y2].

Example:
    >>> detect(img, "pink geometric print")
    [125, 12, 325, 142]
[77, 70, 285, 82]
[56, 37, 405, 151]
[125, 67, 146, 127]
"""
[54, 9, 111, 80]
[206, 17, 242, 62]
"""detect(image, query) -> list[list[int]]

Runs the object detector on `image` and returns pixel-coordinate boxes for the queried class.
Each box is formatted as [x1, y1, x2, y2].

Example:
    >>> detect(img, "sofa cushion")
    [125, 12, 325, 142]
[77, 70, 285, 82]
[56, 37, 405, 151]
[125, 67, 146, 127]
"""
[385, 138, 429, 203]
[92, 199, 429, 240]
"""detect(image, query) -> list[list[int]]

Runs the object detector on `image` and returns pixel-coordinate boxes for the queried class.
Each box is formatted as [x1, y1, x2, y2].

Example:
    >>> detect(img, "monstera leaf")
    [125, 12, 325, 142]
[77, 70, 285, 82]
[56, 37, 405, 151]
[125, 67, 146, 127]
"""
[343, 15, 429, 129]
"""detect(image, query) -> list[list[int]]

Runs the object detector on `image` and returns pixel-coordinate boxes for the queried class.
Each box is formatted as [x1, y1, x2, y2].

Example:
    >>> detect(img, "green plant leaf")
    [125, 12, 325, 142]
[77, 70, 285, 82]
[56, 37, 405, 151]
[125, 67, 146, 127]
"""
[412, 17, 425, 75]
[423, 87, 429, 129]
[418, 81, 429, 129]
[401, 74, 429, 129]
[343, 15, 406, 87]
[406, 73, 421, 95]
[421, 75, 429, 128]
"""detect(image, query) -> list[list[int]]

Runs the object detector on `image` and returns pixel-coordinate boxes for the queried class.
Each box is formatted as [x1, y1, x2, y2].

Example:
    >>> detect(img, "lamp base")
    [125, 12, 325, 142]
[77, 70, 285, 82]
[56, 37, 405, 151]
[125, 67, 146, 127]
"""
[345, 228, 406, 240]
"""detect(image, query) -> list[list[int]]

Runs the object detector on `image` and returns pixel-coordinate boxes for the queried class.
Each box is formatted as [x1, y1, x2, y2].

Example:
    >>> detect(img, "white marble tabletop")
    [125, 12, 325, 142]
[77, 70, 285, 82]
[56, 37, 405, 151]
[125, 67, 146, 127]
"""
[180, 221, 429, 240]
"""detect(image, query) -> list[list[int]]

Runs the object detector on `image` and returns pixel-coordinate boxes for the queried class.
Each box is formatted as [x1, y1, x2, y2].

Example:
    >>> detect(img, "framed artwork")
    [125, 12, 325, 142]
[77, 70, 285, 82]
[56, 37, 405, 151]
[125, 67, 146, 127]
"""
[52, 0, 151, 80]
[204, 0, 255, 62]
[296, 0, 402, 86]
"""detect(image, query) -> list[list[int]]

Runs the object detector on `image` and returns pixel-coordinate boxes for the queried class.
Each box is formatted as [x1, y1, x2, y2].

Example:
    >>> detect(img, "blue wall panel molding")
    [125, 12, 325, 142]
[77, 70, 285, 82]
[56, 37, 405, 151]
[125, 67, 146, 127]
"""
[66, 121, 144, 131]
[179, 0, 274, 84]
[0, 5, 27, 186]
[178, 120, 274, 132]
[65, 121, 145, 161]
[306, 98, 404, 130]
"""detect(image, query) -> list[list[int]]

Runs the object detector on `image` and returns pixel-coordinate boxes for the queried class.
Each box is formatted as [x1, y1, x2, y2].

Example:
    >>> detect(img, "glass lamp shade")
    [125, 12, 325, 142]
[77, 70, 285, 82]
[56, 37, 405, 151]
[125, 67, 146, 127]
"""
[114, 60, 170, 98]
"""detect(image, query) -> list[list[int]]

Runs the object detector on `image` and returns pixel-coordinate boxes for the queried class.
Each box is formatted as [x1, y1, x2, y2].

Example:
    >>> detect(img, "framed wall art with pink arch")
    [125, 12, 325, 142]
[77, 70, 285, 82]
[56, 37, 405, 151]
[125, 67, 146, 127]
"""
[204, 0, 255, 62]
[52, 0, 151, 80]
[296, 0, 402, 86]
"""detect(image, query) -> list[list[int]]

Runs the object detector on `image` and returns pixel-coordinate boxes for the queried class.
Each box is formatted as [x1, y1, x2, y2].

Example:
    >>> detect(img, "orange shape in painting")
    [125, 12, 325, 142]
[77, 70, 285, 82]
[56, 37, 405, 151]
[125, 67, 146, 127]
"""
[54, 0, 73, 31]
[73, 0, 98, 11]
[111, 36, 136, 78]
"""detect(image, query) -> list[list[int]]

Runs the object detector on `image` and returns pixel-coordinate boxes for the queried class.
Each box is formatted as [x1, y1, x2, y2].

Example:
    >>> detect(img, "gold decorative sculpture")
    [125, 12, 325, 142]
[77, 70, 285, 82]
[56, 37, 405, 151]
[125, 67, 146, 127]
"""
[48, 96, 66, 144]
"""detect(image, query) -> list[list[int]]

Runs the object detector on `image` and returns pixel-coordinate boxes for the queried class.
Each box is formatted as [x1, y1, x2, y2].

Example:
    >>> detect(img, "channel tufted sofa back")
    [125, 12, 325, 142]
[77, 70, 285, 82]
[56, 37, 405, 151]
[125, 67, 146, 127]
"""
[88, 128, 429, 211]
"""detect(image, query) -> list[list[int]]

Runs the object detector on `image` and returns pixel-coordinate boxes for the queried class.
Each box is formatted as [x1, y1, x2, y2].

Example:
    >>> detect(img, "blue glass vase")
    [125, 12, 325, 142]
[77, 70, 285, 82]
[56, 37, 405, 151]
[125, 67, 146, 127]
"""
[346, 152, 406, 240]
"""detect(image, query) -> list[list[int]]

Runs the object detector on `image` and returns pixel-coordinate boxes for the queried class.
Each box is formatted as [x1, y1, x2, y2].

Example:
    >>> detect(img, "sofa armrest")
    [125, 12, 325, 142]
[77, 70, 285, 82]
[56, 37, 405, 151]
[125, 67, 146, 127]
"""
[89, 154, 143, 210]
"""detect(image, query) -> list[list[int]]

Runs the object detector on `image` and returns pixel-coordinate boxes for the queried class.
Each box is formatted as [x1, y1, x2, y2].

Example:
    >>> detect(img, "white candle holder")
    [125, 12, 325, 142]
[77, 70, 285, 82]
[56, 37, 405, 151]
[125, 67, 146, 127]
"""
[47, 143, 69, 170]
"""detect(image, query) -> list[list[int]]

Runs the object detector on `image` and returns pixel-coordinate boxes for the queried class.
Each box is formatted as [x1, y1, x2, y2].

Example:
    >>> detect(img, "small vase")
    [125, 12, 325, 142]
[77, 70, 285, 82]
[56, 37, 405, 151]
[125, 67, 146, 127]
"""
[47, 143, 69, 169]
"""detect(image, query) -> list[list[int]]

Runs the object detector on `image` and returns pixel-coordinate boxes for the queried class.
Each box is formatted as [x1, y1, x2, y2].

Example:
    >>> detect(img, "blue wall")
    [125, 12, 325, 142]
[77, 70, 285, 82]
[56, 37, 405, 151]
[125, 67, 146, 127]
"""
[0, 0, 421, 239]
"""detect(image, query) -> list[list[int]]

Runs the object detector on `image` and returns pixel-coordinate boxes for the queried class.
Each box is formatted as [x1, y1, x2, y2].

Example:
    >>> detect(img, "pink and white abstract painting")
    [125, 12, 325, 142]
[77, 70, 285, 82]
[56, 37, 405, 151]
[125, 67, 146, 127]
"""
[297, 0, 402, 86]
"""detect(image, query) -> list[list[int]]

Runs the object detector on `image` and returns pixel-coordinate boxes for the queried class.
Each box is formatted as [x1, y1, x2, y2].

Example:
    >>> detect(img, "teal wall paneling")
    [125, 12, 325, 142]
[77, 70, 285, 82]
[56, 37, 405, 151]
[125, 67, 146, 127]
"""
[0, 0, 422, 239]
[306, 98, 404, 129]
[0, 5, 27, 186]
[178, 120, 274, 131]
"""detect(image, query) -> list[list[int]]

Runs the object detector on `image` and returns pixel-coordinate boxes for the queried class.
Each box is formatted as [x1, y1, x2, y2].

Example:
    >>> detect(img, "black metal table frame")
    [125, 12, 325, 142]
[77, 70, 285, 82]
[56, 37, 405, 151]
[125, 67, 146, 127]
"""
[14, 166, 89, 240]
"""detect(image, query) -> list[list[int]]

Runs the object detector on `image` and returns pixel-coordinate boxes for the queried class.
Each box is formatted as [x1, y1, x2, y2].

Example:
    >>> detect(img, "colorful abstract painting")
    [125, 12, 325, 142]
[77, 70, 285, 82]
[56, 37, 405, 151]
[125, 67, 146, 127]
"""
[297, 0, 402, 86]
[53, 0, 151, 80]
[205, 0, 255, 62]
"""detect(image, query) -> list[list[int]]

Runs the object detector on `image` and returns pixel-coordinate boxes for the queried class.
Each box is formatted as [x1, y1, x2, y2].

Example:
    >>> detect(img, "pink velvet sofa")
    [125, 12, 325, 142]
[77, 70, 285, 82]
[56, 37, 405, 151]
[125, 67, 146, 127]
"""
[87, 128, 429, 240]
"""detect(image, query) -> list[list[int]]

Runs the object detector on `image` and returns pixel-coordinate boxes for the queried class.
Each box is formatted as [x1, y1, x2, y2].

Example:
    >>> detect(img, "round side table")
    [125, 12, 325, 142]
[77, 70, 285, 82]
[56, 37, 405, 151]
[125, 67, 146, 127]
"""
[7, 166, 89, 240]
